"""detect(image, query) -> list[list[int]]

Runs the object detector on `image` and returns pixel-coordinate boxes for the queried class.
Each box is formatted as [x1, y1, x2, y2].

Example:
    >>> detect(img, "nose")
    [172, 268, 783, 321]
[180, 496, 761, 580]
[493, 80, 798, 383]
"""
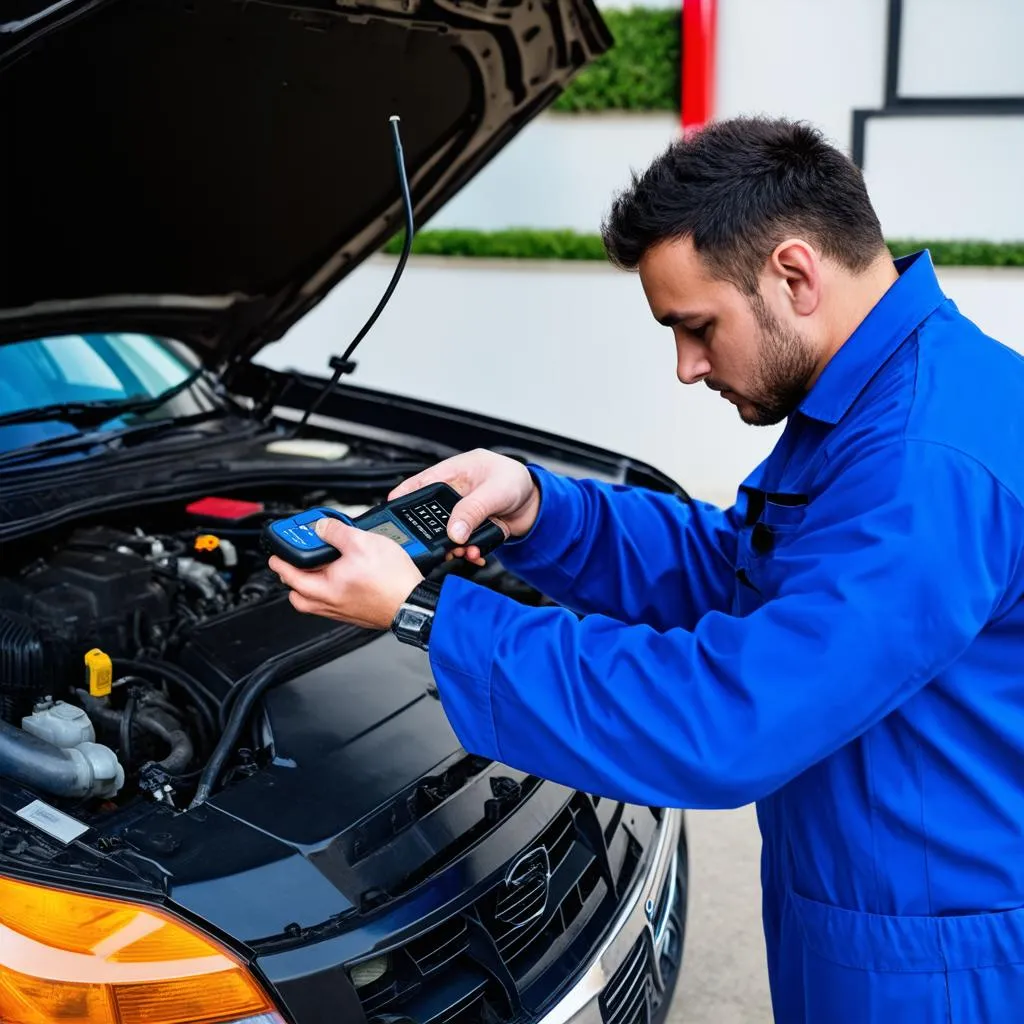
[676, 342, 712, 385]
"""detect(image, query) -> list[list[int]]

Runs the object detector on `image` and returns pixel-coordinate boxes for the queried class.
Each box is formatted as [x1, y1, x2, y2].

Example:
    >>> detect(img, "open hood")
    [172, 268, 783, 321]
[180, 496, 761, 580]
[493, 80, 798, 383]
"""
[0, 0, 610, 368]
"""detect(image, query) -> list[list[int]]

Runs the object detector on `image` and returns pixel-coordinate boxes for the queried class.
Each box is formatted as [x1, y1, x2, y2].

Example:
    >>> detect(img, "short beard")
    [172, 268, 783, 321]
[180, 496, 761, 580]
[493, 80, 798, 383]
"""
[742, 294, 817, 426]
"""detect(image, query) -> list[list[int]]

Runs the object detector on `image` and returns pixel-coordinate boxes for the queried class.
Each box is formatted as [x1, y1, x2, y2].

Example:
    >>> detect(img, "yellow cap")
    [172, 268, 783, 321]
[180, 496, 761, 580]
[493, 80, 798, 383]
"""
[84, 649, 113, 698]
[195, 534, 221, 553]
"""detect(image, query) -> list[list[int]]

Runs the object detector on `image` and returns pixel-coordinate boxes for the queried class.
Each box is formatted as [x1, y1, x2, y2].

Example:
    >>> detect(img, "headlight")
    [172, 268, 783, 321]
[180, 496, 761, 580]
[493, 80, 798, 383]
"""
[0, 875, 284, 1024]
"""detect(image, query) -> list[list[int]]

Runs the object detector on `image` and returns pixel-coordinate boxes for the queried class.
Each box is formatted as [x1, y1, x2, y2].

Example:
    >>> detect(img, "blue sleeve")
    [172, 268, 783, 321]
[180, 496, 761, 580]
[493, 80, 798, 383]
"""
[496, 465, 743, 631]
[429, 442, 1023, 810]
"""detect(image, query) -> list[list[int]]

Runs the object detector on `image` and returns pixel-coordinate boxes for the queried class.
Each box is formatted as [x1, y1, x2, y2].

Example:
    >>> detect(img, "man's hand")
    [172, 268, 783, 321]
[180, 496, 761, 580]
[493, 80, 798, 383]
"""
[269, 517, 423, 629]
[388, 449, 540, 566]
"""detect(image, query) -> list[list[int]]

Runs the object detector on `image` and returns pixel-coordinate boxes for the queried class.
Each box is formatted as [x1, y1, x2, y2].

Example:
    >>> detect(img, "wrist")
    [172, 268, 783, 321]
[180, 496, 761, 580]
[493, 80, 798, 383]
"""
[506, 475, 543, 538]
[391, 579, 443, 649]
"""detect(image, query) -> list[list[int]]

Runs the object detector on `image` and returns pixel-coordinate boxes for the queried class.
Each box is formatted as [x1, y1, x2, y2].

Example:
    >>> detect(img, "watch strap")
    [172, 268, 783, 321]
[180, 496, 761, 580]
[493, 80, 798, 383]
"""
[405, 579, 442, 612]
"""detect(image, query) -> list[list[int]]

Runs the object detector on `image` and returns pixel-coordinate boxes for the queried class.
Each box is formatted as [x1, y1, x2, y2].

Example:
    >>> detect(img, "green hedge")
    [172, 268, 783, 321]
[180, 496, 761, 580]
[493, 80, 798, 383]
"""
[886, 241, 1024, 267]
[382, 230, 1024, 267]
[553, 8, 679, 112]
[383, 229, 607, 261]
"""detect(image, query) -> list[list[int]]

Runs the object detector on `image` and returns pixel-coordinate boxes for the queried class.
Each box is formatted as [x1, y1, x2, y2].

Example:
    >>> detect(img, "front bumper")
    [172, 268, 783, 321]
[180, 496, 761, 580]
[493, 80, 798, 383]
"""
[538, 808, 683, 1024]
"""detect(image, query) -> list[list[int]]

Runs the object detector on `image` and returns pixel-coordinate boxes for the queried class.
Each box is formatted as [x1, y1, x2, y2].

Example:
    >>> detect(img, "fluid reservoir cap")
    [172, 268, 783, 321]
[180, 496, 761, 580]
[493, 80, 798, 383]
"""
[21, 701, 96, 749]
[84, 649, 112, 698]
[194, 534, 221, 553]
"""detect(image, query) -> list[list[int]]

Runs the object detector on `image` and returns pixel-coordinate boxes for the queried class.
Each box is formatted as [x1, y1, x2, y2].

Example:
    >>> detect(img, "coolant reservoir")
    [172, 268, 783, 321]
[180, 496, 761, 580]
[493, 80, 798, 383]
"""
[21, 701, 95, 748]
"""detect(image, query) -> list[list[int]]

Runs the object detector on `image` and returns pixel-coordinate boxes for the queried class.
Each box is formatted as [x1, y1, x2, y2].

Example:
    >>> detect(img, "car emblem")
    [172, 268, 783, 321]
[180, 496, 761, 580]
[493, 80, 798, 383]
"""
[494, 847, 550, 929]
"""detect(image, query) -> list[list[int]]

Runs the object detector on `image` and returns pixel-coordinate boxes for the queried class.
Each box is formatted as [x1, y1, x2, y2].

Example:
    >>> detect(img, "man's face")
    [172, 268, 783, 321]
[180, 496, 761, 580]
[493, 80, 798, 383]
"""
[638, 237, 818, 426]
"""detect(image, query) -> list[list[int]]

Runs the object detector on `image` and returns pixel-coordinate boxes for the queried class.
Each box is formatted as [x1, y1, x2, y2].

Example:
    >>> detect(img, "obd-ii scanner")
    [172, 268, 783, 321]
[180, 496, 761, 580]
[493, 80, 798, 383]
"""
[262, 483, 505, 573]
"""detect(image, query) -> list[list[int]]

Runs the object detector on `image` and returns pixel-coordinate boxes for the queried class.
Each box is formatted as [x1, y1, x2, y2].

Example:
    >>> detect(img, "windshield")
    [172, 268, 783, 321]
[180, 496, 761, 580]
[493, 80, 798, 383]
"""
[0, 333, 214, 455]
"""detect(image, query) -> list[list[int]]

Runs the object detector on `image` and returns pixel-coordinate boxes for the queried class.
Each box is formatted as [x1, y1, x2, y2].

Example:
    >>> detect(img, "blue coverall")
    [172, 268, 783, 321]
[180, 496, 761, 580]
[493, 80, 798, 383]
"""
[427, 251, 1024, 1022]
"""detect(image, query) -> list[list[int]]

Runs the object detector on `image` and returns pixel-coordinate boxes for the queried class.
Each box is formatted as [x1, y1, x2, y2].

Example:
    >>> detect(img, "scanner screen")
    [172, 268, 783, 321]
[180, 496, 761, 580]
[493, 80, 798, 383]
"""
[368, 520, 413, 546]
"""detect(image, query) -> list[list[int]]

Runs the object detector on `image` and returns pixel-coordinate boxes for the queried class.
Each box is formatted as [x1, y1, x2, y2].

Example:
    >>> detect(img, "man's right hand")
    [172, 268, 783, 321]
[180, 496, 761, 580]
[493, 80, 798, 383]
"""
[388, 449, 541, 566]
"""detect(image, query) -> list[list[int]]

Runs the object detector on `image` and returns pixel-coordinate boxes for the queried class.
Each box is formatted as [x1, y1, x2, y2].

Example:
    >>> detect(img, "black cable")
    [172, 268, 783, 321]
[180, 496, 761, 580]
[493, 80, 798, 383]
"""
[190, 625, 376, 808]
[135, 710, 194, 775]
[120, 695, 136, 766]
[218, 680, 239, 730]
[115, 659, 219, 741]
[292, 115, 415, 437]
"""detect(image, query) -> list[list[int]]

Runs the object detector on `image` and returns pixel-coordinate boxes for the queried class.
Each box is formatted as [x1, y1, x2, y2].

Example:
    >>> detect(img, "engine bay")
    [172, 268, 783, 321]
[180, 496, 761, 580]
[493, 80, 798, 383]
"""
[0, 482, 546, 818]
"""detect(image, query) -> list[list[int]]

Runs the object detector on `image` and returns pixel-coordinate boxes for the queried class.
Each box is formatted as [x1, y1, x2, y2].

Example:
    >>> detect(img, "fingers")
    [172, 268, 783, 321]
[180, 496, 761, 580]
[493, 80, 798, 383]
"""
[314, 515, 358, 552]
[288, 589, 318, 615]
[449, 481, 510, 544]
[444, 546, 487, 567]
[269, 555, 334, 603]
[387, 457, 461, 501]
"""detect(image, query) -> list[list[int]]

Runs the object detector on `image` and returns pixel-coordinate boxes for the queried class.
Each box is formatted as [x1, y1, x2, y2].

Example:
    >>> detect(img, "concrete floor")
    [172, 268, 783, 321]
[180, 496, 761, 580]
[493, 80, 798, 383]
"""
[665, 806, 773, 1024]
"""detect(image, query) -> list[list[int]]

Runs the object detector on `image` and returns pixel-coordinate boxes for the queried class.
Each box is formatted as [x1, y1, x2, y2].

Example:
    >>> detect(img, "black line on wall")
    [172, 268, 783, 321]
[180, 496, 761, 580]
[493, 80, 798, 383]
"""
[852, 0, 1024, 169]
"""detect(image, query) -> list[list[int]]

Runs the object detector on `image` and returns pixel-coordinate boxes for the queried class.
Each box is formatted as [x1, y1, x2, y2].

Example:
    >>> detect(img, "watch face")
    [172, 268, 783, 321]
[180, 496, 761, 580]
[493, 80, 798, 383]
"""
[394, 604, 434, 648]
[399, 608, 432, 631]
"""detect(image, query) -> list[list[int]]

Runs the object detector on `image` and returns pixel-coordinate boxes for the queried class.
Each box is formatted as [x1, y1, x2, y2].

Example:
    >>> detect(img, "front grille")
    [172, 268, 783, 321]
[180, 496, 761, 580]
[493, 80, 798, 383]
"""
[482, 796, 596, 973]
[599, 936, 654, 1024]
[406, 916, 469, 975]
[355, 793, 659, 1024]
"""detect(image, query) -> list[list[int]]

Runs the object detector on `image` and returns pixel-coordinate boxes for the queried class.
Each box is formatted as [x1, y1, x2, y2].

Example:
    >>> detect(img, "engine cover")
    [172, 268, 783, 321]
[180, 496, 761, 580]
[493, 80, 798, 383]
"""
[178, 591, 345, 698]
[18, 530, 173, 657]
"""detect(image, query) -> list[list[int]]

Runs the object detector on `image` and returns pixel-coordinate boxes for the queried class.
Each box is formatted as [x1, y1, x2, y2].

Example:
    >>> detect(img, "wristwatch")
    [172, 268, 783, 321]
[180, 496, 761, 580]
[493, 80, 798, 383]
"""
[391, 580, 443, 650]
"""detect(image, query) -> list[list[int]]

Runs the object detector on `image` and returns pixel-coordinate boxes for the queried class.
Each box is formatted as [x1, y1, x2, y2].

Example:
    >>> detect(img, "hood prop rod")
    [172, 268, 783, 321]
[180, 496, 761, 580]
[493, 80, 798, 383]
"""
[292, 115, 415, 437]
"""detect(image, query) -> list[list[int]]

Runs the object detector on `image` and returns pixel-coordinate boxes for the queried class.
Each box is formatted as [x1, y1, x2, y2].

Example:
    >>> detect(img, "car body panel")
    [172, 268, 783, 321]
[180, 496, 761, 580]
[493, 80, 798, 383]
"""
[0, 0, 611, 365]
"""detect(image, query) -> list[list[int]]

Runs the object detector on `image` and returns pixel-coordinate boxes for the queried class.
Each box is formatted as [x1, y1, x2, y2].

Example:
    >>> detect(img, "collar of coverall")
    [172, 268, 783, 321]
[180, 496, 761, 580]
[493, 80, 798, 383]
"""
[797, 249, 948, 426]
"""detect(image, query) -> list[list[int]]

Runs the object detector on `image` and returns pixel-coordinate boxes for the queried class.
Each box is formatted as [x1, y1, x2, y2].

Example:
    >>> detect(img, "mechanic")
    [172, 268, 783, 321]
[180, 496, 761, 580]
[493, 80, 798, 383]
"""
[270, 117, 1024, 1022]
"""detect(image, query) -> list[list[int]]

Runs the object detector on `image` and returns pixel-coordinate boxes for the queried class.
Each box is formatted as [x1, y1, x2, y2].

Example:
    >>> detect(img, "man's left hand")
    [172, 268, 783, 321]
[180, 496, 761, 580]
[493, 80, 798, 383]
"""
[268, 517, 424, 630]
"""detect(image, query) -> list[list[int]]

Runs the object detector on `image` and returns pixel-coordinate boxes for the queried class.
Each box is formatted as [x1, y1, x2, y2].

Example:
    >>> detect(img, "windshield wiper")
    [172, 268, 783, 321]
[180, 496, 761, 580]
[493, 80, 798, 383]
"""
[0, 370, 205, 430]
[0, 398, 142, 429]
[0, 411, 225, 469]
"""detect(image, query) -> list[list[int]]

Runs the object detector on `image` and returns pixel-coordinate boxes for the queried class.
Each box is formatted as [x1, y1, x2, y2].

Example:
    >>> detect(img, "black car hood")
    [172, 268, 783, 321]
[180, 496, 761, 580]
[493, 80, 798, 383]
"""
[0, 0, 610, 367]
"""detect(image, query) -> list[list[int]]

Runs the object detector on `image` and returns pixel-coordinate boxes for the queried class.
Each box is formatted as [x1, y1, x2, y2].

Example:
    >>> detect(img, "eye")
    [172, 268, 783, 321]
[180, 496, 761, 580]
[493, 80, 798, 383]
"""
[688, 322, 711, 341]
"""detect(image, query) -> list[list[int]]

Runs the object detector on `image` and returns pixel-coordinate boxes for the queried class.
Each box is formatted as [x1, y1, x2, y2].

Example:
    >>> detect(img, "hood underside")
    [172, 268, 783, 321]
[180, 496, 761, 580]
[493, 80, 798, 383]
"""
[0, 0, 610, 365]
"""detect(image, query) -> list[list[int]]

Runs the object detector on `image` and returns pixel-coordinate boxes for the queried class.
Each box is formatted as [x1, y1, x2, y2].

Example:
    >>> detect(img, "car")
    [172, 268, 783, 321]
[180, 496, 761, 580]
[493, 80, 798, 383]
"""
[0, 2, 689, 1023]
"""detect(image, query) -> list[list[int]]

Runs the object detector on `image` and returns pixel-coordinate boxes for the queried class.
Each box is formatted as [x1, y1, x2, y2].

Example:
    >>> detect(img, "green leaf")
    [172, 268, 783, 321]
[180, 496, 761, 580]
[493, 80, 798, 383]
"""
[382, 230, 1024, 267]
[553, 8, 680, 113]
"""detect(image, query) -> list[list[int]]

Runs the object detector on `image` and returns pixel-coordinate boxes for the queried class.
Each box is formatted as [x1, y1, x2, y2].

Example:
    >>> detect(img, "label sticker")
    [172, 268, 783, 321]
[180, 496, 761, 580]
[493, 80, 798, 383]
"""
[16, 800, 90, 844]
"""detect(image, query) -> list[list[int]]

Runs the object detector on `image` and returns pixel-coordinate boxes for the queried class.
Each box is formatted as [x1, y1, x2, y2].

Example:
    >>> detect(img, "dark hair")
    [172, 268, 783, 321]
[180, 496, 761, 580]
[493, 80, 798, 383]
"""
[601, 117, 886, 293]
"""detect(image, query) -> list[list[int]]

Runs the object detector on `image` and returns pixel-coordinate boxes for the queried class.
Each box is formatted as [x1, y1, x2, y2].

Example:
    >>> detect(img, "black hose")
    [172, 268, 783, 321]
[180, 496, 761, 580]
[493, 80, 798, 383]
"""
[120, 695, 136, 766]
[191, 624, 377, 808]
[116, 659, 219, 741]
[77, 691, 195, 776]
[0, 718, 97, 798]
[217, 685, 236, 730]
[75, 691, 122, 730]
[136, 710, 194, 775]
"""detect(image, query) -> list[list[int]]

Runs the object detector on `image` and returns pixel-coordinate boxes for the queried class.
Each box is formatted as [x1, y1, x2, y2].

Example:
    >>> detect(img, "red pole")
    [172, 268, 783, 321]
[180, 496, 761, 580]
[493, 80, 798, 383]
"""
[681, 0, 717, 136]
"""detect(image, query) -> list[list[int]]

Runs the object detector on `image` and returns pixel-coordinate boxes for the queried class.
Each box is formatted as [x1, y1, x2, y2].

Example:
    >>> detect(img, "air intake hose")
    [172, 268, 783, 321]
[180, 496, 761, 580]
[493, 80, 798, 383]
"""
[0, 717, 123, 799]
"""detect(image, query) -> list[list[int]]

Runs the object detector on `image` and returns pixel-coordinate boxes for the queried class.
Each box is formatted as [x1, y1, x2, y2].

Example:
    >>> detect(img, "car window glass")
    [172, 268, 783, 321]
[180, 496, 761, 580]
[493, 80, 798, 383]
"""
[39, 335, 122, 392]
[0, 334, 194, 417]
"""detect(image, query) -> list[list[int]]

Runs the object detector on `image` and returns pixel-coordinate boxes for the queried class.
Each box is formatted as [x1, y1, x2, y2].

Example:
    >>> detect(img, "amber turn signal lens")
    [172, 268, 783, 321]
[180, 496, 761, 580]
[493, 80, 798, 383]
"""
[0, 876, 281, 1024]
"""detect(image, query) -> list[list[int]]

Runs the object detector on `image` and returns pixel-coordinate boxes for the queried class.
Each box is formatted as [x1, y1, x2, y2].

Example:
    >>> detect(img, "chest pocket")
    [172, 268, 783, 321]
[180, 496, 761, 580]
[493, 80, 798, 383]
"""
[734, 487, 809, 615]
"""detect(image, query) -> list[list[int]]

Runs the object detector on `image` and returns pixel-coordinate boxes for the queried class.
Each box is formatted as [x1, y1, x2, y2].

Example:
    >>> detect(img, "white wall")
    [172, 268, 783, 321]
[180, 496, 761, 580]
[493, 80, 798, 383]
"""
[863, 116, 1024, 241]
[424, 0, 1023, 240]
[261, 258, 1024, 507]
[714, 0, 1024, 240]
[426, 113, 678, 235]
[899, 0, 1024, 98]
[714, 0, 888, 152]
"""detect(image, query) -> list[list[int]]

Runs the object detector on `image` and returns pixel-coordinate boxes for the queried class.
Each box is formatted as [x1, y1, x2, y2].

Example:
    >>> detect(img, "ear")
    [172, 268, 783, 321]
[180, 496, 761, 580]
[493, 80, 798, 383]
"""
[768, 239, 821, 317]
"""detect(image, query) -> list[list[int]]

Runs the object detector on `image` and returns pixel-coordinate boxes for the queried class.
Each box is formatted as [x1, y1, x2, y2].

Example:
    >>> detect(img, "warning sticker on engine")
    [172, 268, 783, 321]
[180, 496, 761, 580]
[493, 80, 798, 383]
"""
[16, 800, 89, 844]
